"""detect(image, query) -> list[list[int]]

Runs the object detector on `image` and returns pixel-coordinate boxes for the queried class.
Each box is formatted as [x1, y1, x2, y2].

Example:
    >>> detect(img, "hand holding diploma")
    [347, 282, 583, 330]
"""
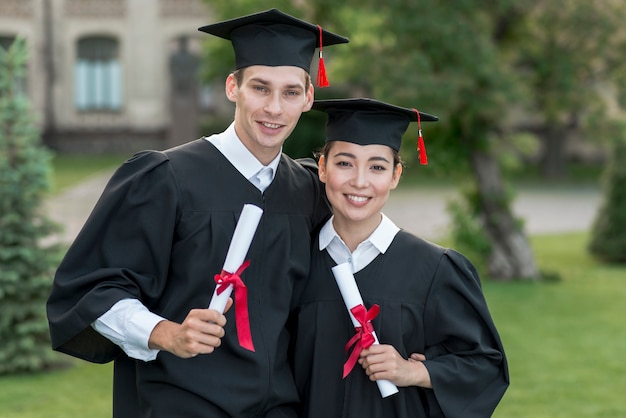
[208, 204, 263, 351]
[332, 262, 399, 398]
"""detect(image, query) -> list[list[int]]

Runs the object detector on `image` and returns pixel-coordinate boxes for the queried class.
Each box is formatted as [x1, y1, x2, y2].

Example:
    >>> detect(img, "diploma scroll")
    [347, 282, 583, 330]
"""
[332, 262, 399, 398]
[208, 204, 263, 313]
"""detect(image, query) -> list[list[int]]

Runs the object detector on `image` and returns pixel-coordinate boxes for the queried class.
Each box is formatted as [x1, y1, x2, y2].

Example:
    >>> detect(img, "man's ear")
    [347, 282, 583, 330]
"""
[303, 84, 314, 111]
[225, 73, 238, 103]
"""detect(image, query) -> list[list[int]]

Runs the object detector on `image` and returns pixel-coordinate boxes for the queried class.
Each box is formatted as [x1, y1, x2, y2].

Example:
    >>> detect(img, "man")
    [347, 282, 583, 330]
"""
[47, 9, 348, 417]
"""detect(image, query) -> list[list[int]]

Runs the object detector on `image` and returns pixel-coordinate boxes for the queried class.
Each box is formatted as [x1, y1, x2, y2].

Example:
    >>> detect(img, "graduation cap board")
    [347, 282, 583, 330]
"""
[198, 8, 349, 87]
[312, 98, 439, 164]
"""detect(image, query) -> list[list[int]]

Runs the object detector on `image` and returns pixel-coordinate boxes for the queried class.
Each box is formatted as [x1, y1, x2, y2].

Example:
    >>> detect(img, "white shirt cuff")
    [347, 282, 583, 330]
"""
[92, 299, 165, 362]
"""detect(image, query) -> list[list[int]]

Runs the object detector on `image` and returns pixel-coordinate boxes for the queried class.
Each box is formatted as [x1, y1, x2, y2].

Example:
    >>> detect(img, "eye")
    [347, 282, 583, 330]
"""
[371, 165, 386, 171]
[285, 90, 301, 97]
[336, 160, 352, 167]
[253, 85, 268, 93]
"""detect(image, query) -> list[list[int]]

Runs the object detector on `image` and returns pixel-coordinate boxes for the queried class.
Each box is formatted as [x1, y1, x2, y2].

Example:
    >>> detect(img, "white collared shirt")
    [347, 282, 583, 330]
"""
[319, 213, 400, 273]
[207, 122, 281, 192]
[92, 123, 281, 361]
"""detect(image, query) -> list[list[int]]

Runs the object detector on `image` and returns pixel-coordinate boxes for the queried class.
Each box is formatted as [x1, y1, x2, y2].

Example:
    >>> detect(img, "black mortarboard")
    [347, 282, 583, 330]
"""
[198, 8, 349, 87]
[312, 98, 439, 164]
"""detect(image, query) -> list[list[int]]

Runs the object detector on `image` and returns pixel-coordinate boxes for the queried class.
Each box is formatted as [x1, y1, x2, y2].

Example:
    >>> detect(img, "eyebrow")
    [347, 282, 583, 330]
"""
[249, 77, 304, 91]
[250, 77, 270, 86]
[332, 151, 391, 164]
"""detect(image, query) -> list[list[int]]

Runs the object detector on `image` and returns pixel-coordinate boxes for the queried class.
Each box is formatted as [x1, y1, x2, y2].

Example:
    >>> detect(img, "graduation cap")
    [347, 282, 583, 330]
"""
[198, 8, 349, 87]
[312, 98, 439, 165]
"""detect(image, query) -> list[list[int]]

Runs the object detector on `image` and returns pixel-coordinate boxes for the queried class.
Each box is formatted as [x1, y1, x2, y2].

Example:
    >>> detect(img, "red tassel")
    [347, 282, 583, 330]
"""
[317, 55, 329, 88]
[316, 25, 330, 88]
[417, 134, 428, 165]
[413, 108, 428, 165]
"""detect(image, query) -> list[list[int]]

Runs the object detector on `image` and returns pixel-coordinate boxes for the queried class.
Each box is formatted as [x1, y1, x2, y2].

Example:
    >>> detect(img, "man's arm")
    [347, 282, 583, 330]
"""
[93, 299, 231, 360]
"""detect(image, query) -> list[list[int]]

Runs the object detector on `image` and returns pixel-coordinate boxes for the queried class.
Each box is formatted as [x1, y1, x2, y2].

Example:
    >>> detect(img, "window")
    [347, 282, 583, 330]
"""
[0, 36, 16, 51]
[75, 36, 122, 110]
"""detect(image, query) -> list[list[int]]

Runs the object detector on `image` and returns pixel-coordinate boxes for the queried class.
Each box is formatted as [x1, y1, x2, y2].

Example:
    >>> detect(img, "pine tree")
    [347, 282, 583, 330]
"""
[0, 38, 61, 373]
[589, 137, 626, 263]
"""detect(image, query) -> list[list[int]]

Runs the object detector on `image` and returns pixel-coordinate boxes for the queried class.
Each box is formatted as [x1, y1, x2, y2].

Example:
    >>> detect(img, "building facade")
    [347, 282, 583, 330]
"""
[0, 0, 217, 153]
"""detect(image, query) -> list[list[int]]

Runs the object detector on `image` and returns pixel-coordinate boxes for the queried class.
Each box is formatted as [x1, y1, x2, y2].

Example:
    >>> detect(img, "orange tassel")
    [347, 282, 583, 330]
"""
[413, 108, 428, 165]
[316, 25, 330, 88]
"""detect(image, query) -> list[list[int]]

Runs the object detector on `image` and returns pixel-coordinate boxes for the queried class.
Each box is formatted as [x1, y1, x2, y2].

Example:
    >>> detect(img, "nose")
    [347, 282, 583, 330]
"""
[264, 93, 283, 115]
[350, 166, 369, 188]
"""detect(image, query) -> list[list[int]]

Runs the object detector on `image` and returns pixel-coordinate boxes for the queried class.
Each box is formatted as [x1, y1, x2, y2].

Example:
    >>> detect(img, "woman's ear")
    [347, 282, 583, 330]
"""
[318, 155, 327, 183]
[390, 163, 403, 190]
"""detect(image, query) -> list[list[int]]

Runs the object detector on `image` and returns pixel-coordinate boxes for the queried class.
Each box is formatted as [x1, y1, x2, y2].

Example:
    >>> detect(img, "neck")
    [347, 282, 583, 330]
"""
[332, 213, 382, 252]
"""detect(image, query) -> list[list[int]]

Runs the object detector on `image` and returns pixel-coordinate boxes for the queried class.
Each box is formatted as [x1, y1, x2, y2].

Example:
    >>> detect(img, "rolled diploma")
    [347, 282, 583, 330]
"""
[332, 262, 399, 398]
[208, 204, 263, 312]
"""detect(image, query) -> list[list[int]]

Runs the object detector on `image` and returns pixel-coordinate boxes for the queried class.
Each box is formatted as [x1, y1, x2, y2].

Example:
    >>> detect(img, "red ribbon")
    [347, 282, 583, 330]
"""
[342, 303, 380, 378]
[214, 260, 254, 352]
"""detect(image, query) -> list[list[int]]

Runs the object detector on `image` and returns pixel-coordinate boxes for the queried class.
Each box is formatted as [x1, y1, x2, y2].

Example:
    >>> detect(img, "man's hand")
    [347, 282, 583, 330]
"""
[148, 299, 233, 358]
[359, 345, 432, 388]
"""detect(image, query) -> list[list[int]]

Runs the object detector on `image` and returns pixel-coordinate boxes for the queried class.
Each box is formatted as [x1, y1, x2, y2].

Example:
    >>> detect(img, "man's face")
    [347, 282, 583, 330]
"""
[226, 65, 314, 165]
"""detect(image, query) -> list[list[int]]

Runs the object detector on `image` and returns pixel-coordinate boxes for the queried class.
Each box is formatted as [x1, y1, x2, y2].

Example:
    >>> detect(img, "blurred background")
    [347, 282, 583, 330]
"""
[1, 0, 625, 417]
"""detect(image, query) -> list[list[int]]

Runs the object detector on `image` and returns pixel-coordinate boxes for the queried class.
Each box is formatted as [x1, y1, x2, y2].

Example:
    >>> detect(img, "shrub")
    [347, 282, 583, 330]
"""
[588, 137, 626, 263]
[0, 38, 61, 374]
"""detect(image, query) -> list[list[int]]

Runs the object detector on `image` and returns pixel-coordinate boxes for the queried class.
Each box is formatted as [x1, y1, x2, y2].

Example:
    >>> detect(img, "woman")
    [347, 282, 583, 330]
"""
[292, 98, 509, 417]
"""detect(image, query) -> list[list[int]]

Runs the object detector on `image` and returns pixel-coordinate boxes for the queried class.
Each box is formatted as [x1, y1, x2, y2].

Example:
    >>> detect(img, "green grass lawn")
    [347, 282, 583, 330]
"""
[0, 361, 112, 418]
[2, 232, 624, 417]
[48, 153, 126, 193]
[489, 233, 626, 417]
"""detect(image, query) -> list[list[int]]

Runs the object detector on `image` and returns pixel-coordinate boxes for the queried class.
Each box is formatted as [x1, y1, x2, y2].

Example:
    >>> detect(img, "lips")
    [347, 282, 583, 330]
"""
[259, 121, 283, 129]
[346, 194, 369, 203]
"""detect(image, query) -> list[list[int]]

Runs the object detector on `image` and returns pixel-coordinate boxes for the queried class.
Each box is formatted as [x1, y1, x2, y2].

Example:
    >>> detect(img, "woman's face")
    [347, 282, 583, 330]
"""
[319, 141, 402, 232]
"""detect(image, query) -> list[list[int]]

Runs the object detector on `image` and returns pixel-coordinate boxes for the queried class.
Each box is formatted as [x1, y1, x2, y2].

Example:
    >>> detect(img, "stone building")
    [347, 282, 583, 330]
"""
[0, 0, 219, 153]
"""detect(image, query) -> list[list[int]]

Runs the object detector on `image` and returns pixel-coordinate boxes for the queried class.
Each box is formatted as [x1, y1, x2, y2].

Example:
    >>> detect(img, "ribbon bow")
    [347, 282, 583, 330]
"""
[343, 303, 380, 378]
[214, 260, 254, 351]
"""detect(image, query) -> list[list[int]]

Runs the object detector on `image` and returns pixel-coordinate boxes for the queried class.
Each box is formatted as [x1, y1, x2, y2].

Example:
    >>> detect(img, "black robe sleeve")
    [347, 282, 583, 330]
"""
[46, 150, 180, 363]
[422, 249, 510, 417]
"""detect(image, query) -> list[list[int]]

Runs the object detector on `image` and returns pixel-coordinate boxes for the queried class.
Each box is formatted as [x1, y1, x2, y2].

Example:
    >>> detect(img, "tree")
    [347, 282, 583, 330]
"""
[516, 1, 626, 179]
[0, 38, 60, 374]
[331, 0, 543, 280]
[588, 133, 626, 263]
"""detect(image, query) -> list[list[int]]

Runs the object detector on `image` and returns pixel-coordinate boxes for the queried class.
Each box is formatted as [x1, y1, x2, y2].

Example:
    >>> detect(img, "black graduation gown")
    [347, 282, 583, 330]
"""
[46, 139, 329, 418]
[292, 231, 509, 418]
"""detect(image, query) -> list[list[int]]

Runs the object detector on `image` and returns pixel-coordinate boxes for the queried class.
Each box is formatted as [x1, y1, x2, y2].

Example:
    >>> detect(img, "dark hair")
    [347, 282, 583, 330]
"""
[317, 142, 403, 168]
[231, 67, 312, 90]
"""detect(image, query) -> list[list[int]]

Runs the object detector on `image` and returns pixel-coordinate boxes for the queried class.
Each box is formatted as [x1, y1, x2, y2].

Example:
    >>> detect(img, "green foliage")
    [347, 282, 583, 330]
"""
[447, 192, 492, 273]
[588, 136, 626, 263]
[0, 38, 61, 374]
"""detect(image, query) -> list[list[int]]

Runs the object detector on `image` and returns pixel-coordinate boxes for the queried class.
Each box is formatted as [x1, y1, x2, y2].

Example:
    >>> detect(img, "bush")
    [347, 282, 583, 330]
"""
[0, 38, 61, 374]
[588, 137, 626, 263]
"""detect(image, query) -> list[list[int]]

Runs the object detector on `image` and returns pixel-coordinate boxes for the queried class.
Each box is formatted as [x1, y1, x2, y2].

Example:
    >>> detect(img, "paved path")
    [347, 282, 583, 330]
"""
[44, 170, 602, 245]
[385, 185, 602, 240]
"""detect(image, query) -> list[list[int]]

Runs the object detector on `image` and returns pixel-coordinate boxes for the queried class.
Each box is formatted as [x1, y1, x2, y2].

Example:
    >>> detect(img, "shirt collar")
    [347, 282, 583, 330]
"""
[206, 122, 281, 180]
[319, 213, 400, 253]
